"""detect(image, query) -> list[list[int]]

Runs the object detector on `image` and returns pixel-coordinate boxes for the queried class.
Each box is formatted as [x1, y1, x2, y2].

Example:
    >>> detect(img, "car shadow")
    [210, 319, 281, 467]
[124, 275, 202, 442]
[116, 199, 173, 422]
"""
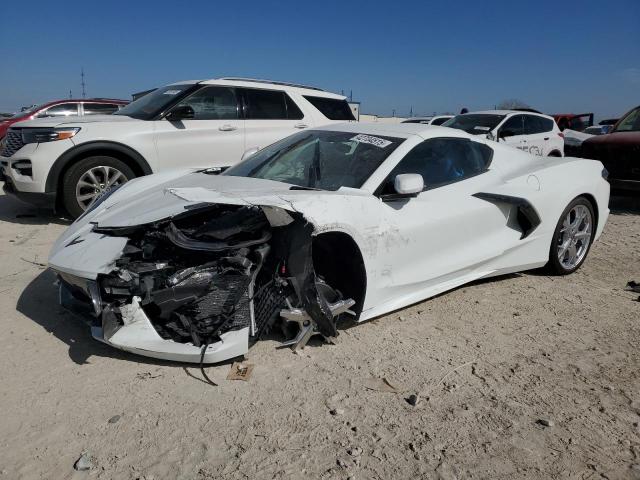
[0, 189, 71, 226]
[609, 195, 640, 215]
[17, 269, 198, 367]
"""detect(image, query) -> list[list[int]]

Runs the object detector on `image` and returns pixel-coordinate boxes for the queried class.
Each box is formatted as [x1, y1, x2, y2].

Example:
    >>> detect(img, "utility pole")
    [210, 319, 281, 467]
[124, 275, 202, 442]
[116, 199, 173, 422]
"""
[349, 90, 353, 102]
[81, 67, 86, 98]
[69, 90, 72, 99]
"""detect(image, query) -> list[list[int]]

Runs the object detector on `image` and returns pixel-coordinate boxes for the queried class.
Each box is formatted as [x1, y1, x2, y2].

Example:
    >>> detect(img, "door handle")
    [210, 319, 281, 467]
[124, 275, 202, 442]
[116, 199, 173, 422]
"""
[294, 123, 308, 129]
[219, 124, 237, 131]
[544, 137, 549, 140]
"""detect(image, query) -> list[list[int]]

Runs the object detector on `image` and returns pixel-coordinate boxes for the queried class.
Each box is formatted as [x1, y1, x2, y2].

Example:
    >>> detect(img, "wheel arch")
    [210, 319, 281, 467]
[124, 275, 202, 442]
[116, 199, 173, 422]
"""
[46, 141, 153, 194]
[548, 150, 563, 157]
[577, 192, 599, 227]
[312, 231, 367, 319]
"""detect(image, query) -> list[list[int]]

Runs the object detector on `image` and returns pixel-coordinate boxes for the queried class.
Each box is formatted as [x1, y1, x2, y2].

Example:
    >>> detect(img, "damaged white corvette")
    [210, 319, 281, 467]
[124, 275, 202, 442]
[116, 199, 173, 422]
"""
[48, 123, 610, 363]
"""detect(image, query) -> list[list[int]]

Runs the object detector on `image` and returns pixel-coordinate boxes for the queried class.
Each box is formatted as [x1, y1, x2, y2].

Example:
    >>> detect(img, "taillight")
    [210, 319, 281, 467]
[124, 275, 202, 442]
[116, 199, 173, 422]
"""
[558, 132, 564, 139]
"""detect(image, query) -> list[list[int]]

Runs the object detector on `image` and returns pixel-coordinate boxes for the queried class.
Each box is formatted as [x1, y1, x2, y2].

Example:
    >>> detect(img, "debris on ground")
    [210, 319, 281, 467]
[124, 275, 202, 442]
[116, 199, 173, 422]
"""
[537, 418, 554, 427]
[626, 281, 640, 293]
[406, 393, 420, 406]
[329, 408, 345, 416]
[347, 447, 362, 457]
[73, 452, 92, 471]
[226, 362, 254, 381]
[362, 377, 404, 393]
[107, 415, 121, 424]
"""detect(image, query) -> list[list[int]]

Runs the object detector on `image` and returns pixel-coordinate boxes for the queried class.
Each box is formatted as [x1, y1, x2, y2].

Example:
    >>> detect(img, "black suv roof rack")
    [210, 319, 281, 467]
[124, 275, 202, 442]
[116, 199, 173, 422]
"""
[218, 77, 325, 92]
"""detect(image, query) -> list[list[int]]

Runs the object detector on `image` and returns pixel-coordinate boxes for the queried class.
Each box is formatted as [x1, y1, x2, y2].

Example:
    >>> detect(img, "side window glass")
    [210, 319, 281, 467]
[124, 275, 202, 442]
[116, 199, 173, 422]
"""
[175, 87, 238, 120]
[284, 94, 304, 120]
[244, 89, 287, 119]
[83, 103, 120, 115]
[523, 115, 541, 134]
[500, 115, 524, 136]
[540, 117, 554, 132]
[382, 138, 493, 193]
[431, 117, 449, 126]
[38, 103, 79, 117]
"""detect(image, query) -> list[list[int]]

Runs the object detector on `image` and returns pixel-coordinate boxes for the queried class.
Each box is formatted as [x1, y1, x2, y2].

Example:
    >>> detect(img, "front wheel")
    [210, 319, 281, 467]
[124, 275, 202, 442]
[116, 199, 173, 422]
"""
[546, 196, 595, 275]
[61, 156, 135, 218]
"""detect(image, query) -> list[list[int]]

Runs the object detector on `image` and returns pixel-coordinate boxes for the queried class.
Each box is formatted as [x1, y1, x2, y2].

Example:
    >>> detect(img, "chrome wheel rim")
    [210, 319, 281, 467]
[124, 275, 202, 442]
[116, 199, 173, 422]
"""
[557, 205, 592, 270]
[75, 166, 128, 210]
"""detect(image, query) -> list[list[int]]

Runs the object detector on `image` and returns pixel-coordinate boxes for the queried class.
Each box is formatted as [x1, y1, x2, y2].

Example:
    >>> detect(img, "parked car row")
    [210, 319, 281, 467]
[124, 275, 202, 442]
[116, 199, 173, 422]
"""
[1, 77, 637, 221]
[0, 98, 128, 139]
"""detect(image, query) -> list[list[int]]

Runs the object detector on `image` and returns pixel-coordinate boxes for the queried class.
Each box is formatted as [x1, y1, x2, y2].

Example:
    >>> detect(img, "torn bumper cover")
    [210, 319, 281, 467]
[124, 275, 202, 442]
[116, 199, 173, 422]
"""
[52, 202, 354, 363]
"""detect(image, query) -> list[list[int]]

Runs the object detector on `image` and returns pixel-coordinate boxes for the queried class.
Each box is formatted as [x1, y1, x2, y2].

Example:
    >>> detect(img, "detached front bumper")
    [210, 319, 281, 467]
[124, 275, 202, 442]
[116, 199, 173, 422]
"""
[58, 275, 249, 363]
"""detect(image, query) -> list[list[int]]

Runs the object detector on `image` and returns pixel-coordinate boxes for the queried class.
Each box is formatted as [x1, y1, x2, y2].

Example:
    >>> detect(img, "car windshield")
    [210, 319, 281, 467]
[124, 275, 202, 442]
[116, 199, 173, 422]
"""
[224, 130, 404, 190]
[10, 104, 41, 118]
[442, 114, 505, 134]
[613, 107, 640, 132]
[115, 84, 195, 120]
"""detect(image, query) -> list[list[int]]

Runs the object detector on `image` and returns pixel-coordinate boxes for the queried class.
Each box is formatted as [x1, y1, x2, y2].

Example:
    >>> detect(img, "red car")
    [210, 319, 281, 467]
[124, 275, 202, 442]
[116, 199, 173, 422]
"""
[553, 113, 594, 132]
[581, 105, 640, 194]
[0, 98, 128, 139]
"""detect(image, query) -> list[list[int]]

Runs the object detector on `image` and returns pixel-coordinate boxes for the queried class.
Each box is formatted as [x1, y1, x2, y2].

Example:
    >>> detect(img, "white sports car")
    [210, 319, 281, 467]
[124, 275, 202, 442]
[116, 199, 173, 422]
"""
[48, 123, 610, 364]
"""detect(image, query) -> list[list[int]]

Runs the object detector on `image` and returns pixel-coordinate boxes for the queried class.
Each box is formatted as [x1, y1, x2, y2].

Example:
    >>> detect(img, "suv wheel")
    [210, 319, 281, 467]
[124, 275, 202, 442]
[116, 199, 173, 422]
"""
[62, 156, 135, 218]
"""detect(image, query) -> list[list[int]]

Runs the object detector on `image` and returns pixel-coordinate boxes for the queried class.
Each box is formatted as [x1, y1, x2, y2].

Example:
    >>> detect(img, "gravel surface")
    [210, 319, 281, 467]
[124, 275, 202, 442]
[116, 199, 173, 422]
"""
[0, 191, 638, 480]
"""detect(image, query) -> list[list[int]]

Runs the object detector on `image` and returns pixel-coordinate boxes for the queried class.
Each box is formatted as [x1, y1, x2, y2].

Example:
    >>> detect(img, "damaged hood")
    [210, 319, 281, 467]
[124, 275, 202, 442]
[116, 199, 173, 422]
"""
[50, 170, 372, 277]
[77, 171, 370, 228]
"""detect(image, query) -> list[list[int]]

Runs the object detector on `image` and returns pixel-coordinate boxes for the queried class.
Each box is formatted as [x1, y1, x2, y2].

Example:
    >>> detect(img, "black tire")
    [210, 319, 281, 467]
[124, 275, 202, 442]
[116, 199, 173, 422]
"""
[548, 150, 562, 157]
[546, 196, 596, 275]
[61, 156, 135, 218]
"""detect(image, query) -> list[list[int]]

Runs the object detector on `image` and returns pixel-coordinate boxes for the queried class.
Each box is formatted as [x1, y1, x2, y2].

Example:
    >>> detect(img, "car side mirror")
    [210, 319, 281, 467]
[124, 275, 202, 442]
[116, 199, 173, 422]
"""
[241, 147, 260, 161]
[166, 105, 195, 121]
[394, 174, 424, 196]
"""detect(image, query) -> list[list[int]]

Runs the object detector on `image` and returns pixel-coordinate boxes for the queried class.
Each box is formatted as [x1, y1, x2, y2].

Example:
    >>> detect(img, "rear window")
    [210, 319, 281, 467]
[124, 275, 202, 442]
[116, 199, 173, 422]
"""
[303, 96, 355, 121]
[524, 115, 554, 134]
[241, 89, 303, 120]
[83, 103, 121, 115]
[442, 114, 505, 134]
[431, 117, 450, 126]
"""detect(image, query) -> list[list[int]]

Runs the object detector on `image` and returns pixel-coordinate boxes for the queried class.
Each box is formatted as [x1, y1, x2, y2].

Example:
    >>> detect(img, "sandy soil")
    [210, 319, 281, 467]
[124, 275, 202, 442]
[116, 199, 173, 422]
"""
[0, 190, 638, 480]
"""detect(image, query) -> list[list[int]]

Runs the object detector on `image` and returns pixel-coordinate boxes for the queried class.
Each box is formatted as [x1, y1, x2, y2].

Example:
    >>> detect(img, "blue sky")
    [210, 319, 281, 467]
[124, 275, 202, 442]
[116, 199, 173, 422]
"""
[1, 0, 638, 119]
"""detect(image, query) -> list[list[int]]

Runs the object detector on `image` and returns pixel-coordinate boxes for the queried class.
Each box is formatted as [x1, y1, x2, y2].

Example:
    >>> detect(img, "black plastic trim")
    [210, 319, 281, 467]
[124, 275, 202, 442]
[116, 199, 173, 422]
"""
[3, 178, 57, 207]
[473, 192, 541, 239]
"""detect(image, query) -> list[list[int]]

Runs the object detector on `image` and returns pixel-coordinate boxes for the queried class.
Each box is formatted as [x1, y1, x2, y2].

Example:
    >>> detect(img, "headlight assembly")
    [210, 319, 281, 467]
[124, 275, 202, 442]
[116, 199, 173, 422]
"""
[21, 127, 80, 144]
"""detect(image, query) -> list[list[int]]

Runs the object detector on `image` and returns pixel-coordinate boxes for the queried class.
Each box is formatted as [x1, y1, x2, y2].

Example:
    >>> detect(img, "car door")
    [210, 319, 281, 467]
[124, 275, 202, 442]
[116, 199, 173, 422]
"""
[373, 138, 521, 304]
[521, 115, 547, 156]
[239, 88, 310, 153]
[496, 115, 526, 151]
[155, 86, 245, 169]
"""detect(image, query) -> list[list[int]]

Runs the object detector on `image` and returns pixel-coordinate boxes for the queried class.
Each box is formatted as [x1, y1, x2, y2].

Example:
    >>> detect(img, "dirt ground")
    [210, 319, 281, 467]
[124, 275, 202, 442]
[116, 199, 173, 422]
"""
[0, 190, 638, 480]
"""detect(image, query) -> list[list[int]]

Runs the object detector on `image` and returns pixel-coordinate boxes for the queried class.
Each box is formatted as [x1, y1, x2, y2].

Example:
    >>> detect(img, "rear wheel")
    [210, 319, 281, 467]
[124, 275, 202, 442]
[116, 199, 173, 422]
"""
[546, 196, 595, 275]
[61, 156, 134, 218]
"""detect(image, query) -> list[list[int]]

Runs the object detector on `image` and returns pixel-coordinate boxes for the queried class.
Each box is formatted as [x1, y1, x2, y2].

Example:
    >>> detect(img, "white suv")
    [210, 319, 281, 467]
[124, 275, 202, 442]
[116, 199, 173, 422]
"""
[442, 110, 564, 157]
[0, 78, 355, 217]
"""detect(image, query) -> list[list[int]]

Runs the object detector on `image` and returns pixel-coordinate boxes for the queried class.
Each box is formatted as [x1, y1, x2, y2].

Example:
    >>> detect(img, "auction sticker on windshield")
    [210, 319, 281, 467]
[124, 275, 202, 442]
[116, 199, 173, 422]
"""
[474, 126, 491, 131]
[351, 134, 392, 148]
[163, 90, 182, 95]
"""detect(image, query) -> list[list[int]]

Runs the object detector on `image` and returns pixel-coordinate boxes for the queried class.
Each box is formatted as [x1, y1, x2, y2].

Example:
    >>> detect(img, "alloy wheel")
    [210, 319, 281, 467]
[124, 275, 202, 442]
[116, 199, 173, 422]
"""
[557, 204, 592, 270]
[75, 165, 128, 210]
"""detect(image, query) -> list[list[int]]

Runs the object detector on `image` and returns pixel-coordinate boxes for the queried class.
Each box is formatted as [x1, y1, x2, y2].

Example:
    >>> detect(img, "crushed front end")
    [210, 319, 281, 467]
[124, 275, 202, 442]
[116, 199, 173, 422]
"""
[53, 203, 354, 363]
